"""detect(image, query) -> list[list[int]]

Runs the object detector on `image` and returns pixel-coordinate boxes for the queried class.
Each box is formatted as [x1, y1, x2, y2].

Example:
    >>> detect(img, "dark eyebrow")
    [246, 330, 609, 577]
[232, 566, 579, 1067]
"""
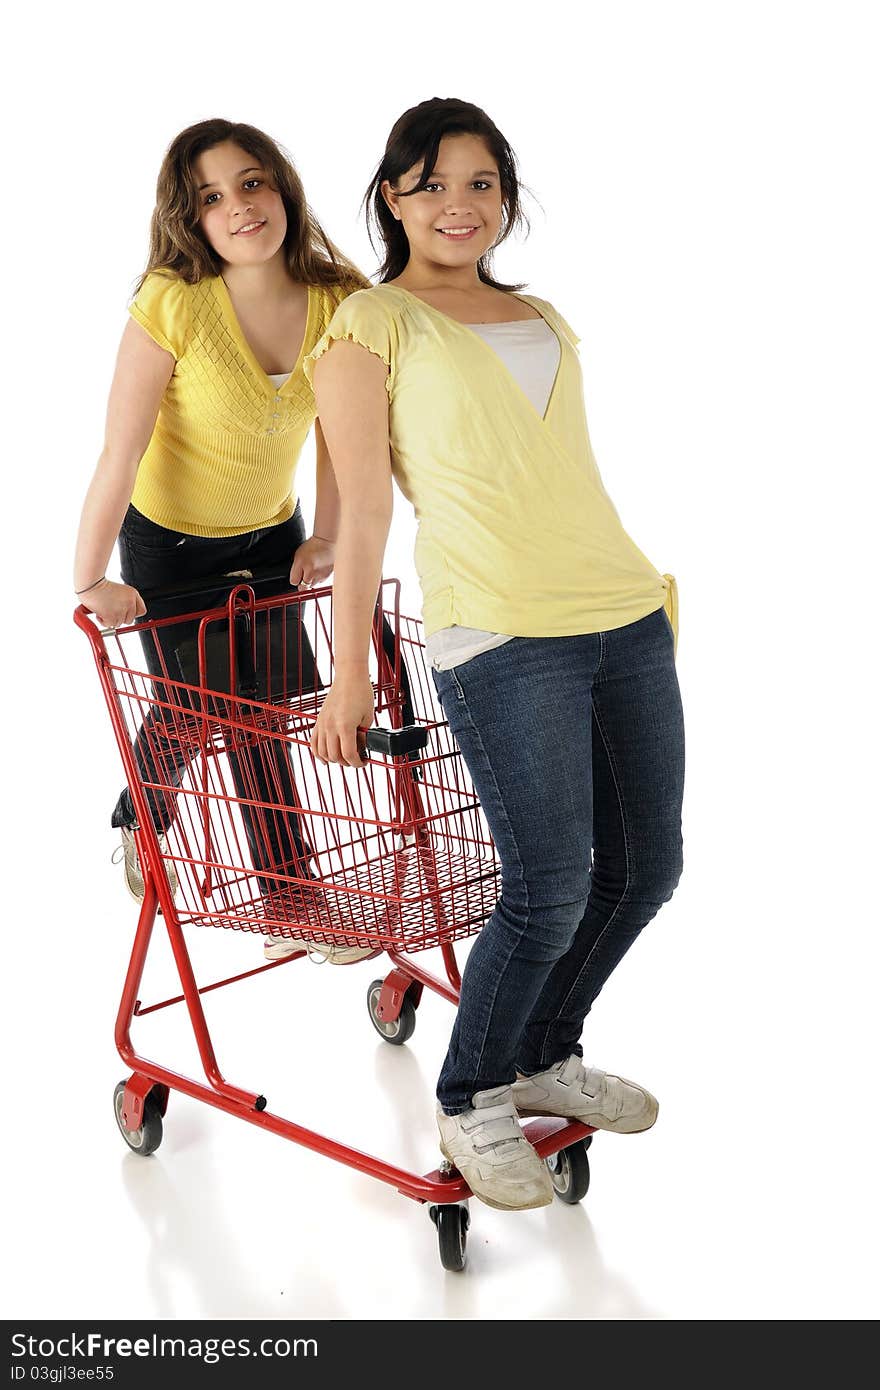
[198, 166, 262, 191]
[426, 169, 498, 179]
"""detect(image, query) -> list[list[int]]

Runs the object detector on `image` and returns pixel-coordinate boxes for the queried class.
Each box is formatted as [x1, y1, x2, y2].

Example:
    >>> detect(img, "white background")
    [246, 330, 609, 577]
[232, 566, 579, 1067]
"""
[3, 0, 878, 1320]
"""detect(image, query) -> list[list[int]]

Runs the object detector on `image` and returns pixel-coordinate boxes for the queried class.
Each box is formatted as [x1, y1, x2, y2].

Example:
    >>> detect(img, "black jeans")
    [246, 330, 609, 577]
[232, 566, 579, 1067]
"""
[110, 504, 313, 885]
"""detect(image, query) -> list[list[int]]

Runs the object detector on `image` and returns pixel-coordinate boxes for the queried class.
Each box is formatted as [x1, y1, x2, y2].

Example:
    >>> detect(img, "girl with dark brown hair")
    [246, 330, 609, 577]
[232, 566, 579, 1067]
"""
[306, 98, 685, 1207]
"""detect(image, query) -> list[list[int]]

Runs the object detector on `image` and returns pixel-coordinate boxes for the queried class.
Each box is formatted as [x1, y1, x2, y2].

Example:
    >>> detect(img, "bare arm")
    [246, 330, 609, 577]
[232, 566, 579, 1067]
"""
[312, 419, 341, 542]
[73, 319, 174, 624]
[289, 418, 339, 587]
[308, 341, 393, 766]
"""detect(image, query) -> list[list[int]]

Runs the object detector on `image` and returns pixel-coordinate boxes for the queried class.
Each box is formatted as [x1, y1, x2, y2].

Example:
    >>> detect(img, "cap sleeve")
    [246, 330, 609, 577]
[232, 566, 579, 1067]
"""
[554, 311, 580, 348]
[534, 297, 580, 349]
[128, 272, 191, 359]
[303, 289, 396, 395]
[522, 291, 575, 346]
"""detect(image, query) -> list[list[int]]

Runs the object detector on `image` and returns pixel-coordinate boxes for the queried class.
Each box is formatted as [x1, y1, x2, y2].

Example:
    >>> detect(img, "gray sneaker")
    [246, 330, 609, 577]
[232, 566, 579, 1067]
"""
[263, 936, 375, 965]
[512, 1054, 658, 1134]
[436, 1085, 554, 1211]
[114, 827, 179, 905]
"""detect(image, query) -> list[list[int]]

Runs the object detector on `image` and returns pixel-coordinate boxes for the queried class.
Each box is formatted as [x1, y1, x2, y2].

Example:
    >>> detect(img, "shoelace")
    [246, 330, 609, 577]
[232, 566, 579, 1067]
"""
[111, 831, 140, 869]
[112, 827, 133, 864]
[110, 833, 164, 863]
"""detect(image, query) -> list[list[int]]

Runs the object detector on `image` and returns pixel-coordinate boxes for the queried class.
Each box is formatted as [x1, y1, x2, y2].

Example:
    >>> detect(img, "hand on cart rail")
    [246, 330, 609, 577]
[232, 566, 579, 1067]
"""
[289, 534, 335, 589]
[310, 671, 375, 767]
[79, 579, 147, 629]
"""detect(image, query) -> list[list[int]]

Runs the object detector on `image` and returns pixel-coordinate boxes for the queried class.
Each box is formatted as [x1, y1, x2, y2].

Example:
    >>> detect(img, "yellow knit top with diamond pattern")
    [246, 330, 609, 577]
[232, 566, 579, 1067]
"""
[129, 271, 349, 536]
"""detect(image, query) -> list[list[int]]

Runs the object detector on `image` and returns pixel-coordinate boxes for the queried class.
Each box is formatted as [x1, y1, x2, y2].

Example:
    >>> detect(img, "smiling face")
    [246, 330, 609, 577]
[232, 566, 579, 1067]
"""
[382, 132, 504, 276]
[194, 141, 287, 267]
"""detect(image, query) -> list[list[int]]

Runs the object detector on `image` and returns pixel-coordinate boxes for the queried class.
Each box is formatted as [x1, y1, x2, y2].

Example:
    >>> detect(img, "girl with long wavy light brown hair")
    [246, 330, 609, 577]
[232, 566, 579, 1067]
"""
[73, 118, 372, 963]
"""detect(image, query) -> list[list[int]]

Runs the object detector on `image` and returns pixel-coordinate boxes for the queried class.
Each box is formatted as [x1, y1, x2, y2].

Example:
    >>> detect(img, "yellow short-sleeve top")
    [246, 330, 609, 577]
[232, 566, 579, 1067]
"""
[129, 272, 349, 537]
[304, 285, 672, 639]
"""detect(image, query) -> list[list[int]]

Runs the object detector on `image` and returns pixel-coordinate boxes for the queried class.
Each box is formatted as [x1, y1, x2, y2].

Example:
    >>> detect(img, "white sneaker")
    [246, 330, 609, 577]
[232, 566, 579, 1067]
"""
[436, 1085, 554, 1211]
[512, 1054, 659, 1134]
[114, 827, 179, 905]
[262, 935, 375, 965]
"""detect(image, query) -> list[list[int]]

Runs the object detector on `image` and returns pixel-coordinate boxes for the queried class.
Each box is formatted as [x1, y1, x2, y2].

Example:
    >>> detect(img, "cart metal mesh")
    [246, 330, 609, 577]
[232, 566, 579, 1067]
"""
[95, 579, 499, 952]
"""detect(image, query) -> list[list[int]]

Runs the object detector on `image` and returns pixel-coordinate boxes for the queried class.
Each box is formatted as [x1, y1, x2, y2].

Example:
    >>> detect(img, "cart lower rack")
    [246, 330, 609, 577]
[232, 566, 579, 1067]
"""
[76, 575, 593, 1269]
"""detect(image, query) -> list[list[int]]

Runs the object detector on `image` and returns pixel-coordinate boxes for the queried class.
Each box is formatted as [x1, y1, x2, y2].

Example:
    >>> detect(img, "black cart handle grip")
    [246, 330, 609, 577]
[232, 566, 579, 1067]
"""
[364, 726, 429, 758]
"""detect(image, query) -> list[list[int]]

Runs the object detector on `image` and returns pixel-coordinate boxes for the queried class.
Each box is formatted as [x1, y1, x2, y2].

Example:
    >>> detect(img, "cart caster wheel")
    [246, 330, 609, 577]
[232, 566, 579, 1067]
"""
[546, 1139, 591, 1204]
[367, 979, 416, 1045]
[113, 1081, 163, 1156]
[430, 1203, 469, 1272]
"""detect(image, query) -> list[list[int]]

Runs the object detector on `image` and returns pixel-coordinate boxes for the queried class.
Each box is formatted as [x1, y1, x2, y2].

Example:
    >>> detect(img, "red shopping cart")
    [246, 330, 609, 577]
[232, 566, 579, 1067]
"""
[75, 574, 593, 1270]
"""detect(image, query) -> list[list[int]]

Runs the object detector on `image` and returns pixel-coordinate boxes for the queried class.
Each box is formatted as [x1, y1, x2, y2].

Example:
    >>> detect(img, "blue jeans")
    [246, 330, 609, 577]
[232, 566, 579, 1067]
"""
[431, 606, 685, 1114]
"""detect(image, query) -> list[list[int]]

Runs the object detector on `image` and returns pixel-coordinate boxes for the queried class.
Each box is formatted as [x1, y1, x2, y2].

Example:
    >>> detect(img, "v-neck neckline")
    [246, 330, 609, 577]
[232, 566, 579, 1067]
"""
[212, 277, 317, 395]
[387, 285, 564, 425]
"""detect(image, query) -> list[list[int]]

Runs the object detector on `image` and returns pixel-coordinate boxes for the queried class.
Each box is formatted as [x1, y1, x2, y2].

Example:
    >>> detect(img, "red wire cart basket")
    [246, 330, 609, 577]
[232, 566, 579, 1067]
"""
[75, 575, 592, 1270]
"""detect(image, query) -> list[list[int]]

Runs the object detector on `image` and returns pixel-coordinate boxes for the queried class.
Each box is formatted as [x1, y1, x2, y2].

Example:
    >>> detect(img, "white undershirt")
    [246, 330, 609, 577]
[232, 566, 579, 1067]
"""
[466, 318, 560, 417]
[425, 319, 561, 672]
[267, 371, 290, 388]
